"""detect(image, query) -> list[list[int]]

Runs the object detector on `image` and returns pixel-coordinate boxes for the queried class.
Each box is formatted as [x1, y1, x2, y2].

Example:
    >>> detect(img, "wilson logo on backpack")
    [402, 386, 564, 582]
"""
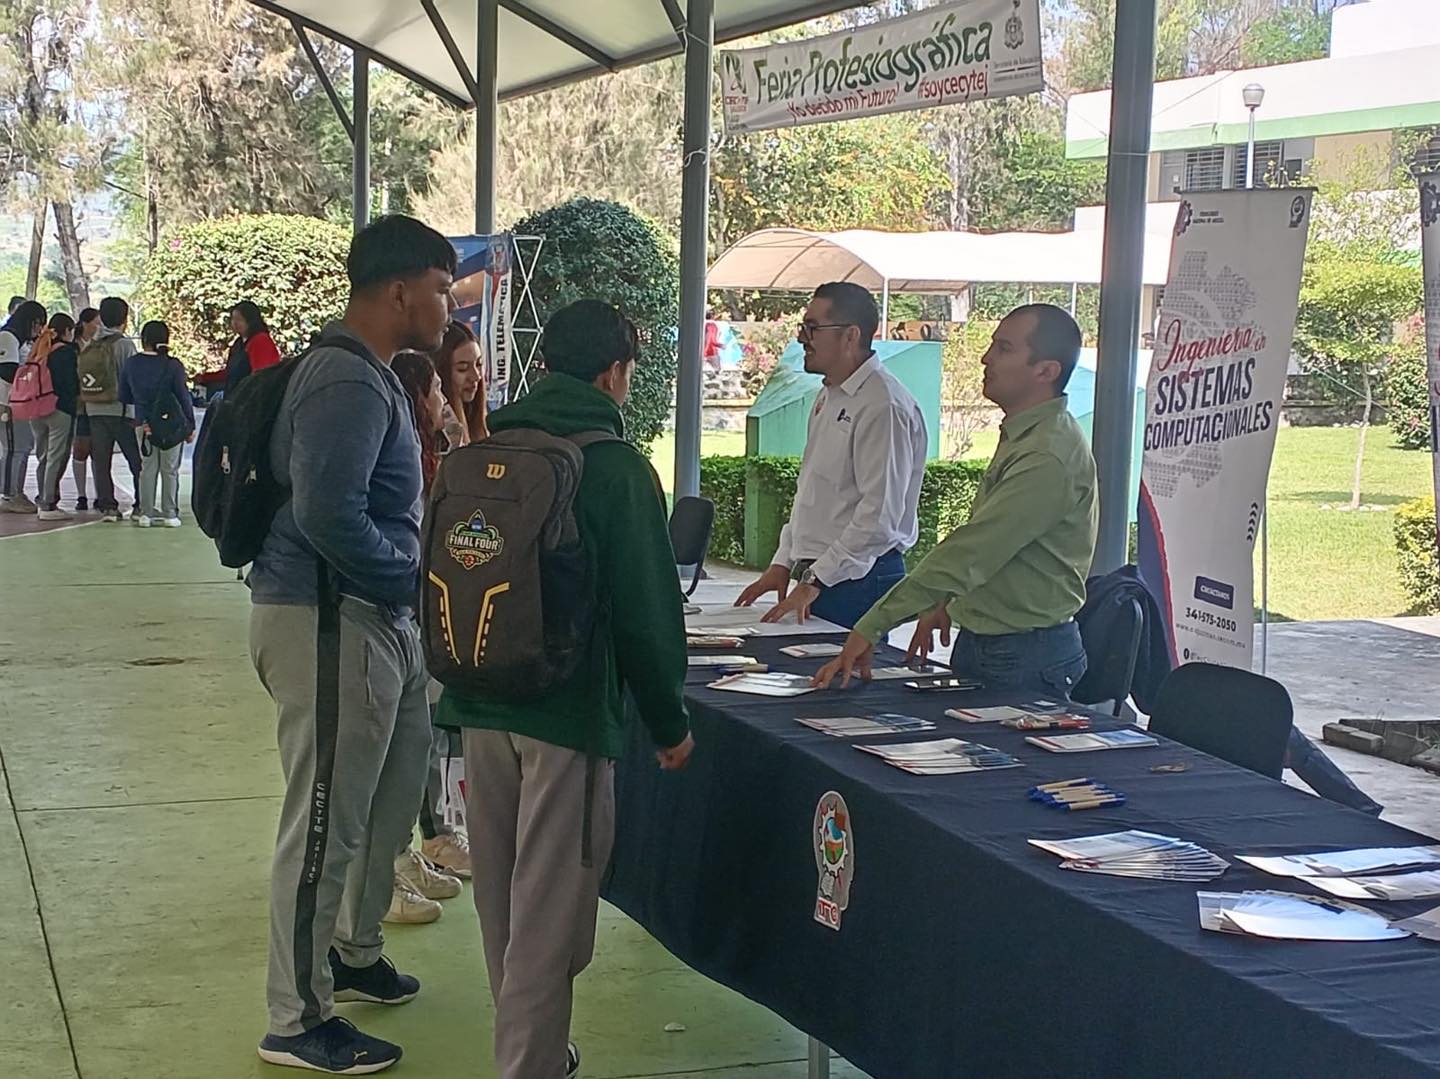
[446, 510, 504, 570]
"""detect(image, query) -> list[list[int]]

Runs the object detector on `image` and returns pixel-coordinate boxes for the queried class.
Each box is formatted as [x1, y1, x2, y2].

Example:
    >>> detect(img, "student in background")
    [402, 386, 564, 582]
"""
[432, 319, 486, 446]
[0, 299, 47, 513]
[69, 307, 100, 511]
[225, 300, 282, 393]
[7, 296, 24, 316]
[30, 312, 81, 520]
[83, 297, 142, 522]
[119, 320, 194, 528]
[388, 351, 470, 923]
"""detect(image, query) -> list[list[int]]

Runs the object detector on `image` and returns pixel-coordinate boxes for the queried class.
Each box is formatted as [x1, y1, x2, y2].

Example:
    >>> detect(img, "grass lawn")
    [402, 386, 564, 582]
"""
[653, 422, 1433, 623]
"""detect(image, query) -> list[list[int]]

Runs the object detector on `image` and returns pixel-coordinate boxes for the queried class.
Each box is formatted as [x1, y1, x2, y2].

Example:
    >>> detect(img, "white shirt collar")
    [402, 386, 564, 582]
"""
[832, 353, 879, 397]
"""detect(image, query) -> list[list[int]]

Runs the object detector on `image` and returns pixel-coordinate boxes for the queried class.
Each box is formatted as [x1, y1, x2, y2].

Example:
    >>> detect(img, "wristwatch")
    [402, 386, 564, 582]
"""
[796, 564, 827, 591]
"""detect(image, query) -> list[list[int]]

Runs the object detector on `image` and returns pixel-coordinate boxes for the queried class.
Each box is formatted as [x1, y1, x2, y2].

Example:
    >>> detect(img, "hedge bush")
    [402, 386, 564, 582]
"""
[1394, 496, 1439, 614]
[699, 454, 987, 568]
[138, 214, 351, 375]
[1386, 329, 1432, 451]
[509, 198, 679, 454]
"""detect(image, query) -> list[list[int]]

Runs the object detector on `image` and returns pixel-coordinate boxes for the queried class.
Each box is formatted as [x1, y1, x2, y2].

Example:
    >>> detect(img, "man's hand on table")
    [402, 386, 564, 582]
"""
[735, 564, 790, 609]
[761, 582, 820, 624]
[656, 733, 696, 771]
[905, 603, 953, 666]
[812, 631, 875, 689]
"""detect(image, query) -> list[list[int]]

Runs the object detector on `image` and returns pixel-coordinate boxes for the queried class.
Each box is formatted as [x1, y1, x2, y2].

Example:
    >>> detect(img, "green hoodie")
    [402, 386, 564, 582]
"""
[434, 374, 690, 757]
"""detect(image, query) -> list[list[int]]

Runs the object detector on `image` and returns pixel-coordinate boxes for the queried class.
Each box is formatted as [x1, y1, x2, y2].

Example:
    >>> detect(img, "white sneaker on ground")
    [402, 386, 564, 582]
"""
[0, 496, 37, 514]
[37, 508, 72, 521]
[134, 515, 152, 528]
[420, 831, 472, 880]
[163, 517, 182, 528]
[395, 847, 461, 900]
[100, 509, 122, 522]
[383, 876, 442, 925]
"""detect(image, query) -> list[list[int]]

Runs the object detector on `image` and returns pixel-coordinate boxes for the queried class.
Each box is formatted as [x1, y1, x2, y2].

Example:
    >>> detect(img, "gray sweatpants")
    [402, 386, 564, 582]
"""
[0, 408, 35, 498]
[251, 597, 431, 1037]
[464, 730, 615, 1079]
[31, 410, 73, 509]
[138, 440, 182, 519]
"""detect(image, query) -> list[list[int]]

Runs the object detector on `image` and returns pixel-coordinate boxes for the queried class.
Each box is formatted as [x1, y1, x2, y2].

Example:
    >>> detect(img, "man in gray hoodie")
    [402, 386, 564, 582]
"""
[248, 215, 456, 1075]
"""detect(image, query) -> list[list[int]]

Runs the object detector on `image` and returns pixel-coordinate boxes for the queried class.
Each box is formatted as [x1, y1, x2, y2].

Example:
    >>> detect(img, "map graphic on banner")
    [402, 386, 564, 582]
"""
[450, 233, 512, 411]
[719, 0, 1042, 135]
[1137, 190, 1313, 670]
[1420, 172, 1440, 558]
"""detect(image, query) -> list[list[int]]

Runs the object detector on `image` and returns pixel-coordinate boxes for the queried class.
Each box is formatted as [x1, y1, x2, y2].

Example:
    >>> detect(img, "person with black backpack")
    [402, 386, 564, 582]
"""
[119, 321, 194, 527]
[430, 300, 694, 1079]
[240, 215, 456, 1076]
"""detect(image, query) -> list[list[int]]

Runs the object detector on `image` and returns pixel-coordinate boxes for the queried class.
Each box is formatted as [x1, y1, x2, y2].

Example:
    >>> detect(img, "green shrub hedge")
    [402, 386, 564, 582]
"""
[1394, 496, 1439, 614]
[699, 454, 987, 568]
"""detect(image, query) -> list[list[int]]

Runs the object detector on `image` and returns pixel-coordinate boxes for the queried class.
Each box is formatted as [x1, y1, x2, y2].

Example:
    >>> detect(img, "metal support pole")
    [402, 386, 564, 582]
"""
[1090, 0, 1157, 574]
[475, 0, 499, 233]
[352, 48, 369, 231]
[880, 280, 890, 340]
[1070, 281, 1078, 316]
[673, 0, 713, 499]
[1246, 100, 1268, 672]
[807, 1037, 831, 1079]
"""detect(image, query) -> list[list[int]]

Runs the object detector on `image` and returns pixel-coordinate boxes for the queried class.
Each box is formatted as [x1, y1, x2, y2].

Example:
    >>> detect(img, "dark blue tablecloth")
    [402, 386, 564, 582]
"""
[603, 635, 1440, 1079]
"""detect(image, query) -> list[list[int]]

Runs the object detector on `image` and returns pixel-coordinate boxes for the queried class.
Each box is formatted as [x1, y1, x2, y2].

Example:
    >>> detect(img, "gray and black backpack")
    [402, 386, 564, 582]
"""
[420, 427, 616, 701]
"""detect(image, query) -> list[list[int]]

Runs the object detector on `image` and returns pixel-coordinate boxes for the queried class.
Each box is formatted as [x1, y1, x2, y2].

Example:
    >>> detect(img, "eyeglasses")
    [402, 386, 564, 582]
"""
[797, 322, 853, 341]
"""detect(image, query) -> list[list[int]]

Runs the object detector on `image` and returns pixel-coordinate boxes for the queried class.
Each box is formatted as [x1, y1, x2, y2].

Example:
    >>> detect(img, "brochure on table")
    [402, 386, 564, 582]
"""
[686, 603, 847, 638]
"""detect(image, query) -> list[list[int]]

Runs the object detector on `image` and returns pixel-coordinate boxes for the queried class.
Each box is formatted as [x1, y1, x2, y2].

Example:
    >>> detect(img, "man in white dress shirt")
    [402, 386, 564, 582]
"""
[736, 282, 928, 628]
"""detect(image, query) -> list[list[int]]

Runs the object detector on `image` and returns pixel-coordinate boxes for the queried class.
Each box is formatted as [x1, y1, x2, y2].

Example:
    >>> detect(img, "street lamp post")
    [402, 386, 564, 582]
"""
[1243, 81, 1268, 673]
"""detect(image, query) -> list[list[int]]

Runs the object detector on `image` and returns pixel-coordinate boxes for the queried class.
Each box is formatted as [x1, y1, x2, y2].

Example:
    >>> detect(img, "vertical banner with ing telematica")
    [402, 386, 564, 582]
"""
[1137, 189, 1313, 670]
[449, 233, 513, 412]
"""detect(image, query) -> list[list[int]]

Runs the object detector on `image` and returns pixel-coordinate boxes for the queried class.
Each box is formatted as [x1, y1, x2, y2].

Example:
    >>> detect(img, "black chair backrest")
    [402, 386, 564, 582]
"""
[1149, 663, 1293, 779]
[1073, 596, 1143, 716]
[669, 495, 715, 598]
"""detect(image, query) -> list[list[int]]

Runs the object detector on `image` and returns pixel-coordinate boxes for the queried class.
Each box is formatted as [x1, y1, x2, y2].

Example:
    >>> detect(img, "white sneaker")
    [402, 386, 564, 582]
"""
[421, 831, 472, 880]
[37, 507, 72, 521]
[383, 876, 442, 925]
[0, 496, 37, 515]
[395, 847, 461, 900]
[163, 517, 182, 528]
[134, 515, 153, 528]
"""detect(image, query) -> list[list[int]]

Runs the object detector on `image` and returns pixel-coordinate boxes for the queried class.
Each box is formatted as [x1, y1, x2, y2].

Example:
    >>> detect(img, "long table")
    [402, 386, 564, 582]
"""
[603, 634, 1440, 1079]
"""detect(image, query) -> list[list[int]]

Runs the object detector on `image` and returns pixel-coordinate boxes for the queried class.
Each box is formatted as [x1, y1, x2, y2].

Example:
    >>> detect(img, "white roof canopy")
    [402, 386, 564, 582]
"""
[708, 205, 1178, 294]
[251, 1, 871, 106]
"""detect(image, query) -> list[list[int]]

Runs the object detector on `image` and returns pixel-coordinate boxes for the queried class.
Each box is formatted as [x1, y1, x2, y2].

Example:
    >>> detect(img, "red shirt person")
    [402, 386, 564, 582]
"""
[224, 301, 281, 393]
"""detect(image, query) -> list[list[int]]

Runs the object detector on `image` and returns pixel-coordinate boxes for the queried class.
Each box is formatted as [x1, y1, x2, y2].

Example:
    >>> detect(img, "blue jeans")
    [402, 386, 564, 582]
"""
[810, 550, 906, 630]
[949, 621, 1087, 699]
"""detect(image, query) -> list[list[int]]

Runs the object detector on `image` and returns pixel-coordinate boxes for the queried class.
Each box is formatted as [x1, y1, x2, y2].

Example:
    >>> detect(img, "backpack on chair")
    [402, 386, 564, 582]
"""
[420, 427, 617, 702]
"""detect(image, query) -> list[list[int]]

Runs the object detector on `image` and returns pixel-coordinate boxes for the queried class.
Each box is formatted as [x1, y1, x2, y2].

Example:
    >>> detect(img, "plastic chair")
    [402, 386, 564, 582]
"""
[1073, 596, 1143, 717]
[669, 495, 715, 599]
[1148, 663, 1294, 779]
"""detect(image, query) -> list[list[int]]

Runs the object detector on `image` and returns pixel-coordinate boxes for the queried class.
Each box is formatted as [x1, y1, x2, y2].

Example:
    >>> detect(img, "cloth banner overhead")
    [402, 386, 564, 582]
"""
[719, 0, 1042, 135]
[450, 233, 512, 411]
[1421, 172, 1440, 559]
[1137, 190, 1313, 670]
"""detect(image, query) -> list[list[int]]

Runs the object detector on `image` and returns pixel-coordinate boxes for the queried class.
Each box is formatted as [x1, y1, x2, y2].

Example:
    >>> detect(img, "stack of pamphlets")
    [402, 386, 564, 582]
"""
[688, 655, 759, 668]
[1392, 905, 1440, 942]
[1025, 729, 1159, 753]
[707, 672, 814, 697]
[1302, 870, 1440, 902]
[854, 738, 1022, 775]
[1028, 830, 1229, 880]
[1197, 891, 1411, 941]
[1237, 845, 1440, 878]
[780, 642, 845, 659]
[870, 665, 942, 681]
[947, 702, 1069, 724]
[796, 714, 937, 738]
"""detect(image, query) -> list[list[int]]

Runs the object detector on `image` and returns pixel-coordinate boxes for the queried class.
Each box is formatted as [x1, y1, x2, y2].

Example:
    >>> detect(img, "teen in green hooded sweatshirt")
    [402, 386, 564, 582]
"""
[436, 299, 694, 1079]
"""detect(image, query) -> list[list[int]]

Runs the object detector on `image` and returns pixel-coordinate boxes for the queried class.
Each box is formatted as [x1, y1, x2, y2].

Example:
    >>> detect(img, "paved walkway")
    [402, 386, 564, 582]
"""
[0, 511, 858, 1079]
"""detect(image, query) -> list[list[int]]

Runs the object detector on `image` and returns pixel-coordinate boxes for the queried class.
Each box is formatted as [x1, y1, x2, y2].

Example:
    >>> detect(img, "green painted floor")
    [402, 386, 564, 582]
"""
[0, 518, 864, 1079]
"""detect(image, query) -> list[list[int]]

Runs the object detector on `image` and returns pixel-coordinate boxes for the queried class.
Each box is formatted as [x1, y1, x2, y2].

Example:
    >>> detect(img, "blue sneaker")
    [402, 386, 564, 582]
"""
[329, 949, 420, 1005]
[257, 1016, 401, 1074]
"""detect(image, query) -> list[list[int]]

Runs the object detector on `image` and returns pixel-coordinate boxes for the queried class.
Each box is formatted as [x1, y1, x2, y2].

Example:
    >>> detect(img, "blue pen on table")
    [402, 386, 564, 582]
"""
[1061, 796, 1127, 811]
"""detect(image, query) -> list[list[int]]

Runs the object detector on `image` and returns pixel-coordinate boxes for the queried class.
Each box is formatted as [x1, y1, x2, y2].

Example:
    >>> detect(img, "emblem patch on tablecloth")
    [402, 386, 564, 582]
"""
[813, 790, 854, 930]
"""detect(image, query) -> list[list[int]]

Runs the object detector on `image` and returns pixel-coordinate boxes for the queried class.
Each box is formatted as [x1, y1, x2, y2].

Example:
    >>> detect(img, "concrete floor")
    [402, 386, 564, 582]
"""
[0, 512, 863, 1079]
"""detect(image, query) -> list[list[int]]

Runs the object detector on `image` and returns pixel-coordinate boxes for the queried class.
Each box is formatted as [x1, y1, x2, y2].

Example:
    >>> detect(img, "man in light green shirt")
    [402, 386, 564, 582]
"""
[815, 304, 1098, 696]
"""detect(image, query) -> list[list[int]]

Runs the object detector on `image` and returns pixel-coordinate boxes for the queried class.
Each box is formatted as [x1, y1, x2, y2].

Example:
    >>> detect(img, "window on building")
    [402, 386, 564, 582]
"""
[1232, 141, 1295, 188]
[1413, 134, 1440, 174]
[1183, 147, 1226, 191]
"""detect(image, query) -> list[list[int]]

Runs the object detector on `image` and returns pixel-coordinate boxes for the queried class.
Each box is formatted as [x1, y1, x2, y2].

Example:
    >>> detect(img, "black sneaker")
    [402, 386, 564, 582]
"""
[329, 949, 419, 1005]
[257, 1016, 401, 1074]
[75, 496, 88, 511]
[566, 1041, 581, 1079]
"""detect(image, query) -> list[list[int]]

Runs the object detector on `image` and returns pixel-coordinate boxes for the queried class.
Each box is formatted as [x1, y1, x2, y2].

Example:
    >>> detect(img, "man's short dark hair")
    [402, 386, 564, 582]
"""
[812, 282, 880, 348]
[1013, 303, 1082, 393]
[7, 295, 24, 315]
[347, 214, 457, 292]
[541, 300, 638, 382]
[99, 297, 129, 329]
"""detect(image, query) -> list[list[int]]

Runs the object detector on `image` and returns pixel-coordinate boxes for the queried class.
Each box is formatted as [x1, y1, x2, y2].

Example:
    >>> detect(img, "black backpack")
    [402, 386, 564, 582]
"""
[192, 338, 366, 568]
[420, 427, 617, 702]
[145, 380, 190, 451]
